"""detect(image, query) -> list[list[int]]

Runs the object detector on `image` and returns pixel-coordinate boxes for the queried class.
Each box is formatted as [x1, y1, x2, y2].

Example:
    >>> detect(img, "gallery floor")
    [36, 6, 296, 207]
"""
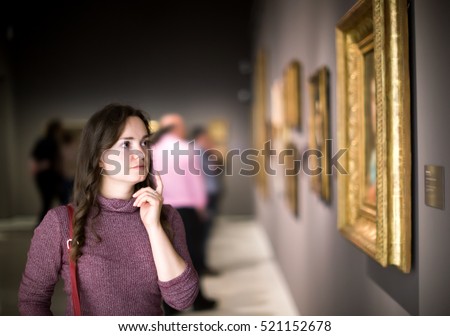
[0, 215, 299, 316]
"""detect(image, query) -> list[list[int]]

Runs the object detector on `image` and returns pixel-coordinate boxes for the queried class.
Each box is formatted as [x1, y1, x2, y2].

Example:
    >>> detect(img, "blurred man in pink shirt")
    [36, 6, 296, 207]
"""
[152, 113, 216, 313]
[152, 114, 206, 211]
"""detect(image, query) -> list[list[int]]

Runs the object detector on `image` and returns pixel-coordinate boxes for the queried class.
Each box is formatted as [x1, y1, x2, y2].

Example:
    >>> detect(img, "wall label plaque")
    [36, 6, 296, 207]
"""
[425, 165, 445, 210]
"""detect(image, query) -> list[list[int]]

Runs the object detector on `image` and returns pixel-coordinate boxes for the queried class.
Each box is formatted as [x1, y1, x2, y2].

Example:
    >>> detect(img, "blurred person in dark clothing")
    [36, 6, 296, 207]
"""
[191, 126, 225, 276]
[59, 130, 78, 204]
[30, 119, 64, 225]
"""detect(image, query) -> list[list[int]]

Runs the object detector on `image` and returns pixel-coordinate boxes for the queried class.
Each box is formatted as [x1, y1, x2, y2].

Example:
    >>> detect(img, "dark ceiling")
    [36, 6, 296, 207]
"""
[1, 1, 256, 48]
[1, 0, 256, 106]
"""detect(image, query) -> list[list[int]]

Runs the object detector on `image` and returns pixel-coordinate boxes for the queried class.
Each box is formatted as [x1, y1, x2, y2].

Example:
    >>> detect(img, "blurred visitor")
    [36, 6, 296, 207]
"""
[30, 119, 64, 225]
[60, 130, 77, 204]
[152, 113, 217, 313]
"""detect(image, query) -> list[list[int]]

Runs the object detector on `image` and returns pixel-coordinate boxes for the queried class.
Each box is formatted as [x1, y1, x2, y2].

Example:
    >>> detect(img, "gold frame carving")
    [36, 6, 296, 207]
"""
[336, 0, 411, 272]
[308, 66, 331, 202]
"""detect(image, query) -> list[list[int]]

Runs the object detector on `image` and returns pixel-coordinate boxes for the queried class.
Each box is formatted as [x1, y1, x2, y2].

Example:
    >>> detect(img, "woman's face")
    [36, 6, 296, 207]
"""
[100, 116, 150, 185]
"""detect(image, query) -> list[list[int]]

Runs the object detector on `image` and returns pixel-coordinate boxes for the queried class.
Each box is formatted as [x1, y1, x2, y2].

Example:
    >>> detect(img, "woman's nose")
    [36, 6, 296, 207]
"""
[130, 150, 144, 161]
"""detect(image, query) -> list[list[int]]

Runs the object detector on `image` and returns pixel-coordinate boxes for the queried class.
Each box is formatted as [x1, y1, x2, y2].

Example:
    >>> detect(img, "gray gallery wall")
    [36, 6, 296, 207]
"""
[2, 1, 254, 218]
[253, 0, 449, 315]
[415, 0, 450, 315]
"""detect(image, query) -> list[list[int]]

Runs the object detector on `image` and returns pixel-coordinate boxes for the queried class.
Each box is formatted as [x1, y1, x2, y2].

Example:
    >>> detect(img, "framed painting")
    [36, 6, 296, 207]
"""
[208, 118, 229, 160]
[270, 77, 285, 147]
[252, 50, 269, 197]
[284, 142, 300, 217]
[283, 61, 302, 130]
[336, 0, 411, 272]
[308, 66, 331, 203]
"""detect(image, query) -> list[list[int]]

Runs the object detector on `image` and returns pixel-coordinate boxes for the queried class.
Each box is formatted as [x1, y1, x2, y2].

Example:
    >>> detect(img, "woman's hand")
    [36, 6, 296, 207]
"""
[133, 173, 164, 230]
[134, 173, 187, 282]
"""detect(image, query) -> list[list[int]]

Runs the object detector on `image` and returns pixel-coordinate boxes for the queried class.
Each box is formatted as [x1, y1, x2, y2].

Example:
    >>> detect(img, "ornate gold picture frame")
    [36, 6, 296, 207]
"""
[283, 61, 302, 130]
[308, 66, 331, 202]
[336, 0, 411, 272]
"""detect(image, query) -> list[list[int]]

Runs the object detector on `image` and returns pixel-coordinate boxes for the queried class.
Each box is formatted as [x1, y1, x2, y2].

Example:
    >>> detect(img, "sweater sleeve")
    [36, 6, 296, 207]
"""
[157, 206, 199, 310]
[18, 209, 64, 315]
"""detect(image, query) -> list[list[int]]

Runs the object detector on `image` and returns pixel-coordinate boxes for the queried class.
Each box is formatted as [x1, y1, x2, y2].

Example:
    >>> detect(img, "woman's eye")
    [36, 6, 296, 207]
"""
[121, 141, 131, 149]
[141, 140, 150, 148]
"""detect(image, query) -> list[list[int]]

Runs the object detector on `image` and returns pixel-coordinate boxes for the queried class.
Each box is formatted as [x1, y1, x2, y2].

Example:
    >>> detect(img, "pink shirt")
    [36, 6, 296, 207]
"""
[152, 134, 206, 209]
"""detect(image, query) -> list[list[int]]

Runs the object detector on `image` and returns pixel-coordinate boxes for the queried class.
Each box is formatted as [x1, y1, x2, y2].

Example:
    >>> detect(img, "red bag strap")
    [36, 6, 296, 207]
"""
[67, 205, 82, 316]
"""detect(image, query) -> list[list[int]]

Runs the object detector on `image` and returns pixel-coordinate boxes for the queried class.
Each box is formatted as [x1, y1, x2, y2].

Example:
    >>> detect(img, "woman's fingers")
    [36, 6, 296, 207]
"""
[133, 190, 163, 207]
[133, 187, 155, 199]
[133, 175, 163, 199]
[133, 187, 149, 198]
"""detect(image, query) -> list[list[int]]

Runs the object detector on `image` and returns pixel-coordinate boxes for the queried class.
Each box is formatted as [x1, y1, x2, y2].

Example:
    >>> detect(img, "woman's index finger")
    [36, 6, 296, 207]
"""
[155, 171, 163, 194]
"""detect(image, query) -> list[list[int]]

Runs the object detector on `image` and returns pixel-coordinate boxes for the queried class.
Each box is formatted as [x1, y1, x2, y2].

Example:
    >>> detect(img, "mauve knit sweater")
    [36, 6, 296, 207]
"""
[18, 196, 199, 315]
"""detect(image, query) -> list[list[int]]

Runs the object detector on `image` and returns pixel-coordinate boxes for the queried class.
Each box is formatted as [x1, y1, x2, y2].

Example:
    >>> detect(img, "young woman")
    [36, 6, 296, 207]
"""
[19, 104, 199, 315]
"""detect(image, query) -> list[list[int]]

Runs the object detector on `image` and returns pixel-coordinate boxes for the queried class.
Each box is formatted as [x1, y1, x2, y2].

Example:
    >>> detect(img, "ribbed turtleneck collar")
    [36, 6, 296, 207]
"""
[97, 194, 139, 213]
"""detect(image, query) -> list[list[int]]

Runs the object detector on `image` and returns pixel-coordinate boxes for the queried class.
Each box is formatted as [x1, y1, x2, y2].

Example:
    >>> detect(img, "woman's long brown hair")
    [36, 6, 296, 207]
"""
[70, 103, 171, 261]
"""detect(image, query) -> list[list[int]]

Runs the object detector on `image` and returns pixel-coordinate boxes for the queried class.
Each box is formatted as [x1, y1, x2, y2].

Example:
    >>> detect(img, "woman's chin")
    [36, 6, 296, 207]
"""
[117, 173, 147, 184]
[131, 174, 147, 183]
